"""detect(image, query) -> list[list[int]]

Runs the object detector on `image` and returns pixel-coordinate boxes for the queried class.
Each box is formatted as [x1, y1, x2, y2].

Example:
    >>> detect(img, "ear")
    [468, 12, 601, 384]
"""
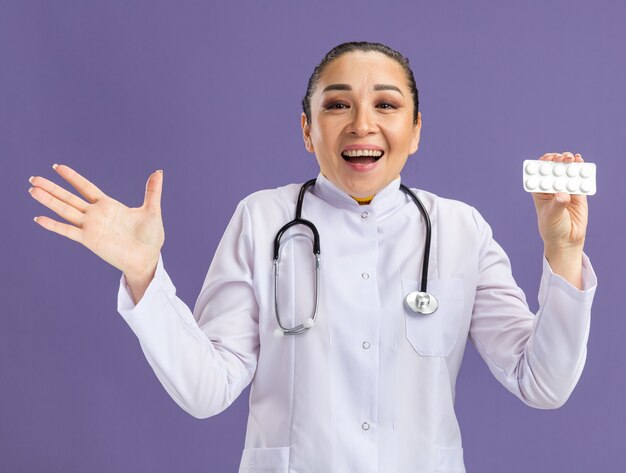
[409, 112, 422, 155]
[301, 113, 315, 153]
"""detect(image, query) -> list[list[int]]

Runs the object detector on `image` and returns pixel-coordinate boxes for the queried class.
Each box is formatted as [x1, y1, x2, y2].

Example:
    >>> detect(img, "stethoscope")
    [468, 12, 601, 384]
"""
[273, 178, 438, 337]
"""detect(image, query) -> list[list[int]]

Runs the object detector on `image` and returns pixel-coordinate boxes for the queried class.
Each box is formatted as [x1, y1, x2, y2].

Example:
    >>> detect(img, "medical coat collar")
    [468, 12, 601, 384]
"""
[311, 172, 404, 214]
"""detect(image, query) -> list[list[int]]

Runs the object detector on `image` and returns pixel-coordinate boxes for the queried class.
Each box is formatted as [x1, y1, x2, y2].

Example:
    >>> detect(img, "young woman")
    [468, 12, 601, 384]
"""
[29, 42, 596, 473]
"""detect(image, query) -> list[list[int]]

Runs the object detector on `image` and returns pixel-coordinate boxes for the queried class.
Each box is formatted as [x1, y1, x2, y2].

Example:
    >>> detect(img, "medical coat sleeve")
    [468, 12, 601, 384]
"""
[116, 201, 259, 419]
[469, 207, 597, 409]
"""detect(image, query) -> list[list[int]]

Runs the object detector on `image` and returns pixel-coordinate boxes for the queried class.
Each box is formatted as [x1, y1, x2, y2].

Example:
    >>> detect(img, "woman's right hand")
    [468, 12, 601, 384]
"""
[28, 164, 165, 283]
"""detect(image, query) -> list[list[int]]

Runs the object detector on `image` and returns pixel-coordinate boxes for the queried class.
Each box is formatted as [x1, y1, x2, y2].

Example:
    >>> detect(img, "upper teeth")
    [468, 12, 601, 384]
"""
[342, 149, 383, 157]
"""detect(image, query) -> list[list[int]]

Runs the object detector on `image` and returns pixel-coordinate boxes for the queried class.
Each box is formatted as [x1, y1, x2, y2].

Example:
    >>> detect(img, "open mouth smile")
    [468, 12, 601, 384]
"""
[341, 149, 385, 164]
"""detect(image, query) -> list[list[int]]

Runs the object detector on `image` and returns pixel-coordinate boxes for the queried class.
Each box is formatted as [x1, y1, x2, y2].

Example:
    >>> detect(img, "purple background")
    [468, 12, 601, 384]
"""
[2, 1, 625, 471]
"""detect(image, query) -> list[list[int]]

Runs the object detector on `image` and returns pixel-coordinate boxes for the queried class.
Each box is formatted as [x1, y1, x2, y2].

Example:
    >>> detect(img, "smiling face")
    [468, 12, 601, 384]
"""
[302, 51, 422, 198]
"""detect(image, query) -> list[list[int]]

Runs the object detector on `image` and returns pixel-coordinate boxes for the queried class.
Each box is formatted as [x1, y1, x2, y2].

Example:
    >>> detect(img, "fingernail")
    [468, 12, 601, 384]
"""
[156, 169, 163, 174]
[28, 176, 34, 183]
[556, 194, 566, 203]
[52, 163, 58, 170]
[33, 217, 39, 223]
[28, 187, 33, 193]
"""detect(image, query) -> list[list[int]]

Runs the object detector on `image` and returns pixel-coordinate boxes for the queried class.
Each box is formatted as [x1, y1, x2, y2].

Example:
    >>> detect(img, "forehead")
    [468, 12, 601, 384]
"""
[316, 51, 408, 91]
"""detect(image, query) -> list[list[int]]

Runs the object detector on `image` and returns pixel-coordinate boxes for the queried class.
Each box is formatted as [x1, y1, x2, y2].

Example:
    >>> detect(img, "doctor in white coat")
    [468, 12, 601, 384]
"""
[29, 42, 596, 473]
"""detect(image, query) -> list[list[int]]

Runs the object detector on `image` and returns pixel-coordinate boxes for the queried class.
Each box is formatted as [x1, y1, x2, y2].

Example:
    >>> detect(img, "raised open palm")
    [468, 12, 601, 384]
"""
[28, 164, 165, 280]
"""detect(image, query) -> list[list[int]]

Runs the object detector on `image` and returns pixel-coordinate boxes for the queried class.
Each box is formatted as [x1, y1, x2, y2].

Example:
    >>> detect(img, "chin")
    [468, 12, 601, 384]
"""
[348, 180, 385, 197]
[331, 172, 384, 198]
[350, 189, 377, 198]
[345, 181, 380, 198]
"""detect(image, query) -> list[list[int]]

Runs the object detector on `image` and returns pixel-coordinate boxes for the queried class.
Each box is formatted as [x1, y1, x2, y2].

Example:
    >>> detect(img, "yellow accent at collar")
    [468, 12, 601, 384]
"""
[351, 195, 375, 205]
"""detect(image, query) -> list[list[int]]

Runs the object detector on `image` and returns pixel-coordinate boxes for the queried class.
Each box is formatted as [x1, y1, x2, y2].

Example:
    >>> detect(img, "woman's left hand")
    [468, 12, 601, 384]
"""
[532, 152, 587, 289]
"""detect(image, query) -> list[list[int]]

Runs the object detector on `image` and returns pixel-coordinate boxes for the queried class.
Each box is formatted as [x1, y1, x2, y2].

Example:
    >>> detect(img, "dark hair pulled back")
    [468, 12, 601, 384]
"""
[302, 41, 420, 125]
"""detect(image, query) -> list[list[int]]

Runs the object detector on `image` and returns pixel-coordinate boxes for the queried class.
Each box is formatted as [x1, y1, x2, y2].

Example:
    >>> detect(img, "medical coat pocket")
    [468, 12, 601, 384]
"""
[402, 278, 465, 357]
[239, 446, 290, 473]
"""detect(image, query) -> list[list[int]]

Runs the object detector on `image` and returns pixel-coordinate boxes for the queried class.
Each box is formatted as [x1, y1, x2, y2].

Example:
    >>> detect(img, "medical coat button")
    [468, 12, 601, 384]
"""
[361, 211, 369, 219]
[362, 272, 369, 280]
[362, 341, 371, 349]
[361, 422, 370, 431]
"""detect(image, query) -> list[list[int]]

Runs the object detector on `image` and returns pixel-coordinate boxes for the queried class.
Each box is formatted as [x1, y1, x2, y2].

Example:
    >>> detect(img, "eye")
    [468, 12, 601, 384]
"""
[323, 101, 349, 110]
[376, 102, 397, 110]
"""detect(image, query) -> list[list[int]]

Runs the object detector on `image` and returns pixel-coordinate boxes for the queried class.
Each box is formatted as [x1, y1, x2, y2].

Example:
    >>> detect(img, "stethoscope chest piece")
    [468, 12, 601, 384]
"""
[405, 291, 439, 315]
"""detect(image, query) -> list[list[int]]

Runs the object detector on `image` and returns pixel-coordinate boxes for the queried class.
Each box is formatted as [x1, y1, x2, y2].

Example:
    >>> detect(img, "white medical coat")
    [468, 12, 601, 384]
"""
[117, 173, 597, 473]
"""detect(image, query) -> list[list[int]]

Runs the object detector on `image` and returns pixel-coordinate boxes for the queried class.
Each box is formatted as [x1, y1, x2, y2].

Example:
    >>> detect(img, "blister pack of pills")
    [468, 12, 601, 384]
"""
[522, 160, 596, 195]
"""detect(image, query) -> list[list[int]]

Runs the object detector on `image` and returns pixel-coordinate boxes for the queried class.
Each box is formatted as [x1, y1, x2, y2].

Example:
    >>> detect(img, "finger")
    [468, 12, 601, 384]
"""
[28, 175, 90, 213]
[562, 152, 575, 163]
[143, 170, 163, 214]
[28, 186, 85, 227]
[554, 191, 571, 204]
[574, 153, 584, 163]
[53, 164, 106, 203]
[569, 192, 587, 207]
[533, 191, 570, 219]
[32, 215, 83, 244]
[539, 153, 562, 162]
[532, 191, 553, 199]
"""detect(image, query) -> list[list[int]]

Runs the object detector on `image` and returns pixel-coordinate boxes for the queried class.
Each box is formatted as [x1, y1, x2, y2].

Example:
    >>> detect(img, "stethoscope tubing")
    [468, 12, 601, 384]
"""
[273, 178, 436, 336]
[399, 183, 432, 294]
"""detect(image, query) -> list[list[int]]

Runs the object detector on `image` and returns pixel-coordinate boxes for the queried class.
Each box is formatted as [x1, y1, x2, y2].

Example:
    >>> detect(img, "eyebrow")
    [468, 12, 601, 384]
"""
[322, 83, 404, 96]
[322, 84, 352, 93]
[374, 84, 404, 96]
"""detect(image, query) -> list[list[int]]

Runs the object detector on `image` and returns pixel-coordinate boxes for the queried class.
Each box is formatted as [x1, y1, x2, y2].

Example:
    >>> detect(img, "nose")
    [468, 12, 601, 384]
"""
[347, 104, 377, 137]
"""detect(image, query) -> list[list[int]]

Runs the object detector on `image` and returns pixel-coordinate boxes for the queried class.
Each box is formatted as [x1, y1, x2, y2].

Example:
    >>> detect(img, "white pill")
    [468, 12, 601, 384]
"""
[580, 164, 592, 178]
[566, 180, 579, 192]
[553, 164, 566, 177]
[525, 162, 539, 175]
[540, 163, 552, 176]
[525, 177, 539, 190]
[540, 178, 552, 191]
[553, 178, 566, 191]
[580, 180, 592, 193]
[566, 164, 580, 177]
